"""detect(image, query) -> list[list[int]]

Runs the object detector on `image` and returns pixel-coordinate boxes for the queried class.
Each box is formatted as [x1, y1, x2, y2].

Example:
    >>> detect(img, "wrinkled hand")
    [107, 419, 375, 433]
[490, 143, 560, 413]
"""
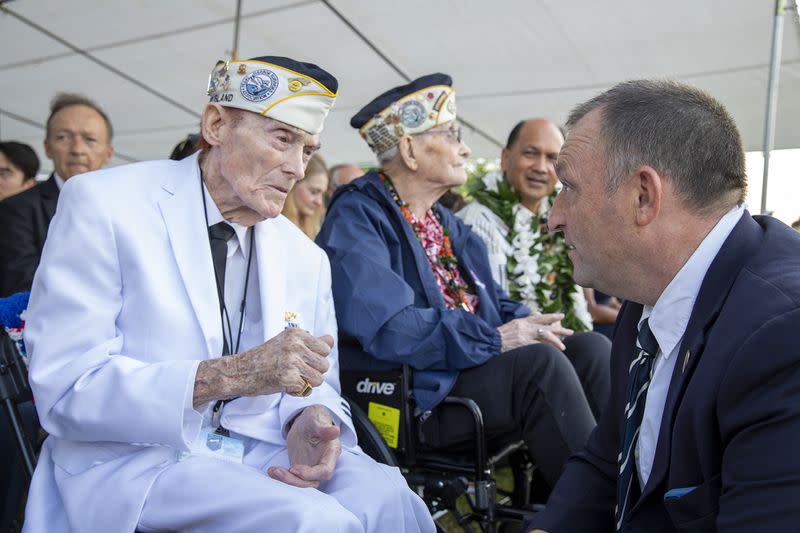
[192, 330, 334, 409]
[232, 329, 333, 397]
[498, 313, 573, 352]
[268, 405, 341, 488]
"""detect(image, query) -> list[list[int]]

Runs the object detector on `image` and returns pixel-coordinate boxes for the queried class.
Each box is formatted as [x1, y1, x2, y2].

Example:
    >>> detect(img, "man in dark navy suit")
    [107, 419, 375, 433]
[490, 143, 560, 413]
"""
[0, 93, 113, 296]
[526, 80, 800, 532]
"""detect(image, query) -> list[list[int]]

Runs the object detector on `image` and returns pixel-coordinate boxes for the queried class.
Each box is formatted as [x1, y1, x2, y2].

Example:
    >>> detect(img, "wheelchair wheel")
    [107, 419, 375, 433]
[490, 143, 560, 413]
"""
[343, 395, 399, 467]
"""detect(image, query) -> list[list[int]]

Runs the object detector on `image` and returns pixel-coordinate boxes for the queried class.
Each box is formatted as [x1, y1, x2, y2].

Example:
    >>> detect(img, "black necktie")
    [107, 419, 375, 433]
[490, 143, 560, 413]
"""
[208, 221, 235, 354]
[616, 318, 660, 531]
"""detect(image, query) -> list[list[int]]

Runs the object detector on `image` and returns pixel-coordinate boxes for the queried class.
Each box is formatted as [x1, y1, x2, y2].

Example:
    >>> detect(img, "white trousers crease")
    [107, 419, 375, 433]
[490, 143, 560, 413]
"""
[137, 441, 434, 533]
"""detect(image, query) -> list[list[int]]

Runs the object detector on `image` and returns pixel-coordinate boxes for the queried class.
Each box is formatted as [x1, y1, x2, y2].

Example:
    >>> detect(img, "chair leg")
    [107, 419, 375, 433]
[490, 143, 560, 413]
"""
[509, 449, 533, 507]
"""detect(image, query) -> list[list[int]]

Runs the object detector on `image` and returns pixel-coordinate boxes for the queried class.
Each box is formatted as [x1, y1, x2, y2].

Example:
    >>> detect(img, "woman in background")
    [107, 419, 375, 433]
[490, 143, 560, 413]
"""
[0, 141, 39, 201]
[283, 153, 328, 239]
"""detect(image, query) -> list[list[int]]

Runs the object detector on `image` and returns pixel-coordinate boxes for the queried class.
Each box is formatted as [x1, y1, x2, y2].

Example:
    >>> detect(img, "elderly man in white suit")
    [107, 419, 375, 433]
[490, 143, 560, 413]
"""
[22, 55, 434, 533]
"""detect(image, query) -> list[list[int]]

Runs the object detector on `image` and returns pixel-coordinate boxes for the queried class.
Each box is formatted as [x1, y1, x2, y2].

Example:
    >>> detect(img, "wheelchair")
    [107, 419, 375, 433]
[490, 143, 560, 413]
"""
[1, 328, 37, 533]
[342, 365, 543, 533]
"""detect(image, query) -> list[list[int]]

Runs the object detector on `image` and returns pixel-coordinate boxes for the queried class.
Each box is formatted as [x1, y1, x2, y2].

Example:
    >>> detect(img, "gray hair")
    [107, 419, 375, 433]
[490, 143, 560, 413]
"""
[47, 92, 113, 141]
[376, 144, 400, 166]
[566, 79, 746, 213]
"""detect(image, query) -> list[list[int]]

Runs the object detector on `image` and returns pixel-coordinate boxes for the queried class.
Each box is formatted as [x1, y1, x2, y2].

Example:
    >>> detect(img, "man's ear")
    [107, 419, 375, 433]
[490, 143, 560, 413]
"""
[44, 137, 53, 161]
[632, 165, 663, 226]
[398, 136, 419, 171]
[500, 147, 510, 173]
[101, 143, 114, 167]
[200, 103, 227, 148]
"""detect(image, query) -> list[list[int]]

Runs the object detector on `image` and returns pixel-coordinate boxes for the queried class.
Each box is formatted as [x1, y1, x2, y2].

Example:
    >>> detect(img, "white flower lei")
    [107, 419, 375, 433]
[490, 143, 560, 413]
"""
[509, 203, 546, 312]
[469, 170, 590, 331]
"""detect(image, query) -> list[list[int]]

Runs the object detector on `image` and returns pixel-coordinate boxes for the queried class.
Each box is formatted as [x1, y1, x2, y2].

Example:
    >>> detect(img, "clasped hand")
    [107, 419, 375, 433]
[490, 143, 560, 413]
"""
[268, 405, 341, 488]
[232, 328, 334, 397]
[498, 312, 574, 352]
[192, 328, 334, 409]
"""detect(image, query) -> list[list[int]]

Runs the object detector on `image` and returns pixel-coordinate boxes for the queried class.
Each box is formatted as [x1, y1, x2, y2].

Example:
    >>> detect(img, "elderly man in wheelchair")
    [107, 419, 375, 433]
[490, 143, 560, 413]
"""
[317, 74, 612, 530]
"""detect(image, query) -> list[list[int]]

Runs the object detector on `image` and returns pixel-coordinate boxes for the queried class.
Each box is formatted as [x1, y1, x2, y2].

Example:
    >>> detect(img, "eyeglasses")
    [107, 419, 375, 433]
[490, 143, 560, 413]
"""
[416, 125, 463, 144]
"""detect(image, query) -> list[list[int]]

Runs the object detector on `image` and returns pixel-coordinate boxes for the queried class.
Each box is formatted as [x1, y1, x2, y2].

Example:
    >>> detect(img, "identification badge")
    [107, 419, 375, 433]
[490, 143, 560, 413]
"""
[179, 428, 245, 464]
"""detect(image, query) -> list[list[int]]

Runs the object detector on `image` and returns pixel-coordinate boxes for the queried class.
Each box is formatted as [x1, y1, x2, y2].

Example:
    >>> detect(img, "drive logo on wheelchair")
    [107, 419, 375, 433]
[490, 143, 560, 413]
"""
[341, 370, 406, 450]
[356, 377, 395, 396]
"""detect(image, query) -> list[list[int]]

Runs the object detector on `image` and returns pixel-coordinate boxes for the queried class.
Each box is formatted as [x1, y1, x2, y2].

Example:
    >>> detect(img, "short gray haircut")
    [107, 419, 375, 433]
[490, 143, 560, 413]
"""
[566, 79, 746, 213]
[47, 92, 113, 141]
[376, 144, 399, 166]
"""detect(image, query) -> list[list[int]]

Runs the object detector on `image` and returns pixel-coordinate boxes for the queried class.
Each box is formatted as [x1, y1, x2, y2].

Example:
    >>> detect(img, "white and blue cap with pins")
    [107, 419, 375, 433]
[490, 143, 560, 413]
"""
[351, 73, 457, 155]
[206, 55, 338, 135]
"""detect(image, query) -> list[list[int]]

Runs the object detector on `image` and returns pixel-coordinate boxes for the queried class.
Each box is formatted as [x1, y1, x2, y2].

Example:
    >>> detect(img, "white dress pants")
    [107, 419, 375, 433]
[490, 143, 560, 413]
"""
[137, 440, 434, 533]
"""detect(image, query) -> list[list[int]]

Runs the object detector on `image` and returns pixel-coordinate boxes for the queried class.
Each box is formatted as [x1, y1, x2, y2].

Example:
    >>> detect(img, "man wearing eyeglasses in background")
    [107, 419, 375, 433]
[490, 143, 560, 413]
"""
[0, 141, 40, 202]
[0, 93, 114, 296]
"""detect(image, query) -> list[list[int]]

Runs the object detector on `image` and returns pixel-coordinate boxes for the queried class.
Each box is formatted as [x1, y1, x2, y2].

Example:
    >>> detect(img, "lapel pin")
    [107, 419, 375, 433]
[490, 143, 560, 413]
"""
[284, 311, 300, 329]
[682, 350, 691, 373]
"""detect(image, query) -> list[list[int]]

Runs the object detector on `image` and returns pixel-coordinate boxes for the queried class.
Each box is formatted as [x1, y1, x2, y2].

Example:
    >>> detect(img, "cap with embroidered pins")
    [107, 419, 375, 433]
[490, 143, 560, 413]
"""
[350, 73, 457, 155]
[206, 55, 338, 135]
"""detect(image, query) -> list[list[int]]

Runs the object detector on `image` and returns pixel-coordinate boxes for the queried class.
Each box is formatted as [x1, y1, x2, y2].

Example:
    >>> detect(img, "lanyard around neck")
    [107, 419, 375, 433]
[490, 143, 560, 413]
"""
[199, 174, 255, 356]
[199, 174, 256, 434]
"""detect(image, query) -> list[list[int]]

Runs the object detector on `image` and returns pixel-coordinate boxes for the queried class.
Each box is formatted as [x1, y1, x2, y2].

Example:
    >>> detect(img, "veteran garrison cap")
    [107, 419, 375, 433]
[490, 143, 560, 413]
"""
[351, 73, 457, 155]
[206, 55, 338, 135]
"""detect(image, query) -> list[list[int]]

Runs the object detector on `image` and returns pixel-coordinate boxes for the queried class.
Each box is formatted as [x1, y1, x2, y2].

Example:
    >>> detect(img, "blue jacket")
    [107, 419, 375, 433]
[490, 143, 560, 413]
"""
[526, 214, 800, 532]
[316, 172, 529, 412]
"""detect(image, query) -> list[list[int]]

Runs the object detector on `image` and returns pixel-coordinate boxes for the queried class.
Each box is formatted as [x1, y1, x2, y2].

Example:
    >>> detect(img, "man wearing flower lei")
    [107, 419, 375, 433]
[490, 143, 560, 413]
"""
[461, 118, 606, 335]
[318, 74, 610, 491]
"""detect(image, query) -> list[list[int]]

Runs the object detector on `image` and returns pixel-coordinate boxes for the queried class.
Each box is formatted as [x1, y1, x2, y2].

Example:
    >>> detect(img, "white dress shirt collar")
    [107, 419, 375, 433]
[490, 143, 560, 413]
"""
[53, 173, 65, 190]
[640, 204, 745, 360]
[202, 184, 250, 257]
[518, 198, 550, 219]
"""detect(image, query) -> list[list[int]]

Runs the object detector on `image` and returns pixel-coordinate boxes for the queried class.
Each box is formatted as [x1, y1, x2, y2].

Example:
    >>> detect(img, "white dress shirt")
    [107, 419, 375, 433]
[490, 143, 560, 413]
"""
[635, 204, 744, 486]
[179, 186, 266, 431]
[202, 184, 264, 356]
[53, 172, 65, 190]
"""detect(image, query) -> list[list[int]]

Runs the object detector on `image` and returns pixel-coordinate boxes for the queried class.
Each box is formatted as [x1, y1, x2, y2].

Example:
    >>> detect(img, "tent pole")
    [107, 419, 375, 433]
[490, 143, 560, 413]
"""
[761, 0, 786, 215]
[231, 0, 243, 60]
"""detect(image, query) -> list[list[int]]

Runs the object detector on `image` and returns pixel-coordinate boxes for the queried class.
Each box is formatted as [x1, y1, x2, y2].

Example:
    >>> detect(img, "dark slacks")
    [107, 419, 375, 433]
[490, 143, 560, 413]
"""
[421, 332, 611, 488]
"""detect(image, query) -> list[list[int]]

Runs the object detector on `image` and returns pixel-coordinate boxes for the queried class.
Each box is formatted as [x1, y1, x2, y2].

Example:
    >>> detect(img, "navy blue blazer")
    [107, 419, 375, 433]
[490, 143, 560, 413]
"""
[316, 172, 529, 412]
[526, 213, 800, 532]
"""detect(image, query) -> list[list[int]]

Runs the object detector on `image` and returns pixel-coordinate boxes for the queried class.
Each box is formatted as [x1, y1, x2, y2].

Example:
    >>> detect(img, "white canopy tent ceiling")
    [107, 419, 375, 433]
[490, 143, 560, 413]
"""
[1, 0, 799, 173]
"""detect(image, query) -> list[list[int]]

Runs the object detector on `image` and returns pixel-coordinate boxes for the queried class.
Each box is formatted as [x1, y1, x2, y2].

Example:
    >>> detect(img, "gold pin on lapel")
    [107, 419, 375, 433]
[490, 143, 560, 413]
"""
[682, 350, 691, 373]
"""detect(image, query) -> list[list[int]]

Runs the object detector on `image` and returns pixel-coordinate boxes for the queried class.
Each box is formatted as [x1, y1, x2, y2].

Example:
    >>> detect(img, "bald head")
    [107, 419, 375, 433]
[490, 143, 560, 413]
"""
[330, 163, 363, 188]
[501, 118, 564, 212]
[505, 118, 563, 150]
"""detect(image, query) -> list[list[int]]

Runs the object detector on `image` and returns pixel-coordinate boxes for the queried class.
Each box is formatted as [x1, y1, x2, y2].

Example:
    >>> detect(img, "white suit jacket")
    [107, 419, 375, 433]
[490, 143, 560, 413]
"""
[22, 154, 355, 532]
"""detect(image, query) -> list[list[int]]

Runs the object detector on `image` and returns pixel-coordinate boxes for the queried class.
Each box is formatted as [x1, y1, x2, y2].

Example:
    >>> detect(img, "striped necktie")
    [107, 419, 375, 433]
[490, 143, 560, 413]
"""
[616, 317, 659, 531]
